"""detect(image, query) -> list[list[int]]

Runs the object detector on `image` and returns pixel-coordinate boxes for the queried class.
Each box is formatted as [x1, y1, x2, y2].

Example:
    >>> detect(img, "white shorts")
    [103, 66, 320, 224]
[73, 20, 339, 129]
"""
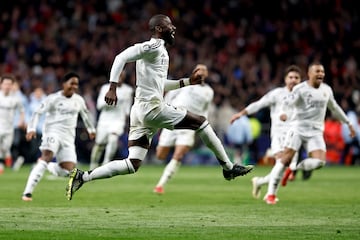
[283, 129, 326, 153]
[270, 130, 287, 155]
[129, 100, 187, 141]
[95, 123, 125, 145]
[40, 132, 77, 163]
[158, 128, 195, 147]
[0, 131, 13, 158]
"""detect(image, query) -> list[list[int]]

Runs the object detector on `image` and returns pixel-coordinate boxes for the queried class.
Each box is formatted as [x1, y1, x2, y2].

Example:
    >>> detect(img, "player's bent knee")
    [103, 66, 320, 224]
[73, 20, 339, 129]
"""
[156, 152, 167, 160]
[156, 147, 168, 160]
[175, 112, 207, 130]
[129, 159, 142, 172]
[198, 115, 206, 123]
[128, 145, 148, 172]
[173, 151, 186, 160]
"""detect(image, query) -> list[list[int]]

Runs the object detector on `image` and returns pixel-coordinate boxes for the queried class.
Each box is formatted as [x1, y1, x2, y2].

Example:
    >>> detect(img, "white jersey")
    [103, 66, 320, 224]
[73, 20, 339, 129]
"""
[109, 38, 168, 104]
[283, 81, 349, 136]
[245, 87, 292, 137]
[170, 84, 214, 118]
[27, 91, 96, 138]
[0, 91, 24, 134]
[96, 83, 133, 132]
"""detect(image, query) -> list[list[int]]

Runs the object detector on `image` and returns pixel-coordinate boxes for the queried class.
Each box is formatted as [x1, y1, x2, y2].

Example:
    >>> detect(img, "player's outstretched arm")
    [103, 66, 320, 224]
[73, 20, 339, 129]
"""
[164, 64, 207, 91]
[230, 109, 247, 124]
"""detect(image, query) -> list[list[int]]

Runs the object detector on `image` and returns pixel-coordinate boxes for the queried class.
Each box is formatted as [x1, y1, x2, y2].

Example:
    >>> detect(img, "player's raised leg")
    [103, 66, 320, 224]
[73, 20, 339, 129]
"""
[176, 112, 253, 180]
[66, 135, 147, 200]
[22, 159, 48, 201]
[89, 144, 105, 170]
[102, 134, 119, 165]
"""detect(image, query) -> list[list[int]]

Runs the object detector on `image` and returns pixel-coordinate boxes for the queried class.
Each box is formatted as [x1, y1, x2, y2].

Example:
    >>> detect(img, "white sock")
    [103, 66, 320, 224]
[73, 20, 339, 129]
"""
[256, 174, 270, 186]
[289, 161, 297, 171]
[23, 159, 48, 195]
[288, 152, 299, 171]
[102, 134, 118, 165]
[13, 156, 25, 171]
[47, 162, 70, 177]
[156, 159, 181, 187]
[266, 160, 285, 196]
[83, 159, 135, 181]
[296, 158, 326, 171]
[198, 122, 233, 170]
[90, 144, 105, 170]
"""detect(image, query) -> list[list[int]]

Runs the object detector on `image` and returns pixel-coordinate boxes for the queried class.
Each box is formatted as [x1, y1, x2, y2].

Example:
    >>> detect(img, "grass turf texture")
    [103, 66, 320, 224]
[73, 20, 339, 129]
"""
[0, 165, 359, 240]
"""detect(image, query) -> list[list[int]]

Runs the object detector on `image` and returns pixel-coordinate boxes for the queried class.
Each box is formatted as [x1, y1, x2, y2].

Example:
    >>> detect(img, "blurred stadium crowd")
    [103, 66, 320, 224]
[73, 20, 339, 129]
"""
[1, 0, 359, 166]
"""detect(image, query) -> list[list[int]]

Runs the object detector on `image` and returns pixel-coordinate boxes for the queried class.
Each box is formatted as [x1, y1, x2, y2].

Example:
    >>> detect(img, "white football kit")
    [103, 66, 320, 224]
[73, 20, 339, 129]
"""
[158, 84, 214, 147]
[245, 86, 293, 155]
[27, 91, 96, 163]
[109, 38, 190, 142]
[95, 83, 133, 144]
[282, 81, 350, 152]
[0, 91, 25, 158]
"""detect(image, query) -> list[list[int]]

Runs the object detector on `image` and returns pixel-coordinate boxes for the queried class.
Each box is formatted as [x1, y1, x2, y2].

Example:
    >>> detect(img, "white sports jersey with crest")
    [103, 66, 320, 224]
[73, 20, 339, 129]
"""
[109, 38, 168, 104]
[27, 91, 95, 138]
[170, 84, 214, 118]
[96, 83, 133, 133]
[245, 86, 292, 138]
[283, 81, 349, 136]
[0, 91, 24, 134]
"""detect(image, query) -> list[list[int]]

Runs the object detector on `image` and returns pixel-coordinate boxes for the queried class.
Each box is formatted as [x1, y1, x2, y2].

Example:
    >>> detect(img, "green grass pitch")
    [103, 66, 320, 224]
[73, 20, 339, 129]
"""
[0, 164, 359, 240]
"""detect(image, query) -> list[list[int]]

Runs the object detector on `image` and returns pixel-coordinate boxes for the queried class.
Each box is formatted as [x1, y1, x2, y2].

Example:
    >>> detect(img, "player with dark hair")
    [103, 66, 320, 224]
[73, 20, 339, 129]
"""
[230, 65, 302, 200]
[0, 74, 25, 174]
[22, 72, 96, 201]
[66, 14, 253, 200]
[264, 62, 356, 204]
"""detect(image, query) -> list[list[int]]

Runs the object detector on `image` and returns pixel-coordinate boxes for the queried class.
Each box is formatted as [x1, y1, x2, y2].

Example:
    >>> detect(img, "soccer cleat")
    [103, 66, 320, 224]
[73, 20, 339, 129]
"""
[265, 194, 277, 205]
[281, 167, 293, 186]
[263, 194, 279, 202]
[22, 193, 33, 201]
[302, 170, 312, 180]
[66, 168, 84, 200]
[223, 164, 254, 181]
[251, 177, 261, 199]
[153, 186, 164, 194]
